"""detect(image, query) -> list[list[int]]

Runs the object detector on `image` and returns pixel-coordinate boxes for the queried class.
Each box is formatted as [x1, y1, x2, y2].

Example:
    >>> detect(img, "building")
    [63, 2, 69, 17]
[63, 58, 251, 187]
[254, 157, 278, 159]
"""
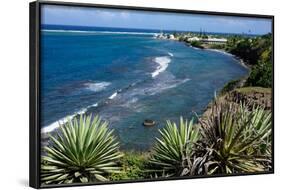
[187, 37, 200, 42]
[168, 34, 175, 40]
[201, 38, 227, 44]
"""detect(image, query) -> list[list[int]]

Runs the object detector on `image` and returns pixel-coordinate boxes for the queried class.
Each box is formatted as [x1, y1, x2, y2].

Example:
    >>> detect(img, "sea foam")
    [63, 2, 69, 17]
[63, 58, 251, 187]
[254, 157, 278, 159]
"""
[151, 56, 171, 78]
[168, 52, 174, 57]
[42, 112, 80, 133]
[42, 104, 97, 133]
[108, 92, 118, 100]
[148, 77, 190, 95]
[84, 81, 111, 92]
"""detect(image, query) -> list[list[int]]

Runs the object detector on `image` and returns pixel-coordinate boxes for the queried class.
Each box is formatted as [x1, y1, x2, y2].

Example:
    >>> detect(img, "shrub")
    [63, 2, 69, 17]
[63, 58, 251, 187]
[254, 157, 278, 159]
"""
[198, 102, 272, 174]
[109, 152, 151, 181]
[208, 44, 225, 49]
[246, 61, 272, 88]
[220, 79, 241, 94]
[150, 117, 202, 176]
[190, 41, 204, 49]
[41, 115, 123, 184]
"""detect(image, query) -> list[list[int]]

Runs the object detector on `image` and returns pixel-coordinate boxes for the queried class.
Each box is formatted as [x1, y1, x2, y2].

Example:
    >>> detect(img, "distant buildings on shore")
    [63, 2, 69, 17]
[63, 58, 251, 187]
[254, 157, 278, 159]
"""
[201, 38, 227, 44]
[155, 32, 227, 44]
[155, 33, 176, 40]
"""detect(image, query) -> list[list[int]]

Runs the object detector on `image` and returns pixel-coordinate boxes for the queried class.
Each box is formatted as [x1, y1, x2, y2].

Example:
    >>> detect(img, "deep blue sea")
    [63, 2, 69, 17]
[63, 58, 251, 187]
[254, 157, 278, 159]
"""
[40, 25, 248, 150]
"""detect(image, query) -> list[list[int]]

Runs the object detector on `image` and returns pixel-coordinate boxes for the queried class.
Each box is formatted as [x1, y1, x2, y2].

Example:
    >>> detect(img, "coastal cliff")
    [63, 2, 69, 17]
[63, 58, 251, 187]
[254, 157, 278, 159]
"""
[202, 87, 272, 120]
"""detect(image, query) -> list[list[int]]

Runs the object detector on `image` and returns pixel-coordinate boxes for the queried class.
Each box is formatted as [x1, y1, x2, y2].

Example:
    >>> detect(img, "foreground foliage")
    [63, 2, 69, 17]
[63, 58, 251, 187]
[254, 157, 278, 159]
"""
[41, 102, 272, 184]
[198, 102, 272, 174]
[150, 118, 201, 176]
[41, 115, 123, 184]
[149, 101, 272, 177]
[109, 152, 150, 180]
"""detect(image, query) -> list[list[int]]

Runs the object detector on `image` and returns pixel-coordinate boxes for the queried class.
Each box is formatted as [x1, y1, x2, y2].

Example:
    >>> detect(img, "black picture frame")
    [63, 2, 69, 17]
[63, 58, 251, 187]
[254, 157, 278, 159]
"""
[29, 1, 274, 188]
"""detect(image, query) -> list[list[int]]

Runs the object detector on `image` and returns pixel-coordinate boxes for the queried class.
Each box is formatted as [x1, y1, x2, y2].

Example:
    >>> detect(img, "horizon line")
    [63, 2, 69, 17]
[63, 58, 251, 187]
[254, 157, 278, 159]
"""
[41, 24, 271, 36]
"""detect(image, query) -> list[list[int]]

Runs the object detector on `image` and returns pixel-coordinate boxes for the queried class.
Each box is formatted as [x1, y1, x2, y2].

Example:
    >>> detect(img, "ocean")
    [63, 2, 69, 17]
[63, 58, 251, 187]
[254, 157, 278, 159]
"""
[40, 25, 248, 150]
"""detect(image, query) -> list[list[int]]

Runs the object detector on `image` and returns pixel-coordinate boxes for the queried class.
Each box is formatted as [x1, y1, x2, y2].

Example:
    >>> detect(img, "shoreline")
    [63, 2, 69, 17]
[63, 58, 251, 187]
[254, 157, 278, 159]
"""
[204, 48, 250, 70]
[156, 36, 253, 118]
[155, 35, 250, 70]
[42, 34, 250, 148]
[180, 39, 250, 70]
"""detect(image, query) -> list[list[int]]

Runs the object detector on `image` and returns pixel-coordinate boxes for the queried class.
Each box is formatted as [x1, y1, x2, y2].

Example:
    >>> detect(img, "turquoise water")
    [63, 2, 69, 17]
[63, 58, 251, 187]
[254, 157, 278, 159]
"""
[41, 26, 248, 150]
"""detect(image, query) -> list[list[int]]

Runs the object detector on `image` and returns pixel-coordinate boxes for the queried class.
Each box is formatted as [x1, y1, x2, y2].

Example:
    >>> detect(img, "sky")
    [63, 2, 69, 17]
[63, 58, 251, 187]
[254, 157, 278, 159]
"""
[41, 5, 272, 35]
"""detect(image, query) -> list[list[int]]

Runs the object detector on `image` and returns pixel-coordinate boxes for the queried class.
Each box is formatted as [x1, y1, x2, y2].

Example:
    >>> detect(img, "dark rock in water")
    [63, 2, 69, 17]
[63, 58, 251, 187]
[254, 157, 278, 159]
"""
[143, 119, 156, 127]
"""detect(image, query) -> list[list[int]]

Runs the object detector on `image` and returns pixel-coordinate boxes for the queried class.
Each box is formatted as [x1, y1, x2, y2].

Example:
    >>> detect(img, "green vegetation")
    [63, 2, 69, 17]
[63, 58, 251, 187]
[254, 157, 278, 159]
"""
[41, 32, 273, 185]
[109, 152, 150, 180]
[150, 118, 201, 176]
[220, 79, 241, 94]
[41, 115, 123, 185]
[247, 62, 272, 87]
[148, 101, 272, 176]
[235, 86, 271, 94]
[226, 34, 272, 65]
[165, 31, 272, 89]
[207, 43, 226, 49]
[198, 102, 272, 174]
[190, 41, 204, 49]
[42, 100, 272, 184]
[176, 32, 272, 89]
[226, 34, 272, 88]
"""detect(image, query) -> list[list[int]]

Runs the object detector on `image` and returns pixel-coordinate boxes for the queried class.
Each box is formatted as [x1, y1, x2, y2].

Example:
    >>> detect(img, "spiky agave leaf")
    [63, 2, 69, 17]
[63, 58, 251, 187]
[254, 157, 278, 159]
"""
[41, 115, 123, 184]
[198, 102, 272, 174]
[150, 117, 201, 176]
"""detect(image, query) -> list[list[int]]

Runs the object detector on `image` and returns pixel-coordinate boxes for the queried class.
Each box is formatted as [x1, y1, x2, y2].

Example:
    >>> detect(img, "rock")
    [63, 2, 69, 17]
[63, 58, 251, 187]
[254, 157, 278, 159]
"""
[143, 119, 156, 127]
[226, 87, 272, 110]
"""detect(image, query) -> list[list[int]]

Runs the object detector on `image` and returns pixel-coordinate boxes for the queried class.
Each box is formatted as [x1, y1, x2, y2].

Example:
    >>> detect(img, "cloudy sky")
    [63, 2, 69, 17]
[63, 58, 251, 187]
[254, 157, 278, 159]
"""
[41, 5, 272, 35]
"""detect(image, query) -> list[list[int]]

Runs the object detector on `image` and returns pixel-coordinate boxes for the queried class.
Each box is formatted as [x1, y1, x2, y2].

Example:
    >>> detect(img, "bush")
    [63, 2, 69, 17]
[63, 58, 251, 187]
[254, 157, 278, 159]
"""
[220, 79, 241, 94]
[109, 152, 151, 180]
[246, 62, 272, 87]
[198, 102, 272, 174]
[150, 117, 202, 176]
[208, 44, 225, 49]
[226, 34, 272, 88]
[190, 41, 204, 49]
[41, 115, 123, 184]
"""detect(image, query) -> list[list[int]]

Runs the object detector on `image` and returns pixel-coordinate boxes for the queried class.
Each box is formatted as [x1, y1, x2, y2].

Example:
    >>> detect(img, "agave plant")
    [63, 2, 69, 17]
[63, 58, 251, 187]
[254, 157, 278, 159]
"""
[198, 102, 272, 174]
[150, 117, 202, 176]
[41, 115, 123, 184]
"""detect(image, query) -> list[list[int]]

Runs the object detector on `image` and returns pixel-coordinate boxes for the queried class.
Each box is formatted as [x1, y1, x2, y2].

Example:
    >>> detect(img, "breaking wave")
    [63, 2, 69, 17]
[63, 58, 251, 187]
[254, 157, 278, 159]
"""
[84, 81, 111, 92]
[151, 56, 171, 78]
[108, 92, 118, 100]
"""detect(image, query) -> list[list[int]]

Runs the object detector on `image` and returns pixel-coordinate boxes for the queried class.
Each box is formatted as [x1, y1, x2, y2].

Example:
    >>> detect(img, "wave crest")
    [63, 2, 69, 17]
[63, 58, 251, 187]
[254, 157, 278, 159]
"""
[84, 81, 111, 92]
[41, 109, 86, 134]
[108, 92, 118, 100]
[151, 56, 171, 78]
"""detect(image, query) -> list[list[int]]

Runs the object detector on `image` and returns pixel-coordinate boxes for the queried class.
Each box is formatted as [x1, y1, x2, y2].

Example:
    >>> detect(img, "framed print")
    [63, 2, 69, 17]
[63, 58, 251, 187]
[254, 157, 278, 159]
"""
[30, 1, 274, 188]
